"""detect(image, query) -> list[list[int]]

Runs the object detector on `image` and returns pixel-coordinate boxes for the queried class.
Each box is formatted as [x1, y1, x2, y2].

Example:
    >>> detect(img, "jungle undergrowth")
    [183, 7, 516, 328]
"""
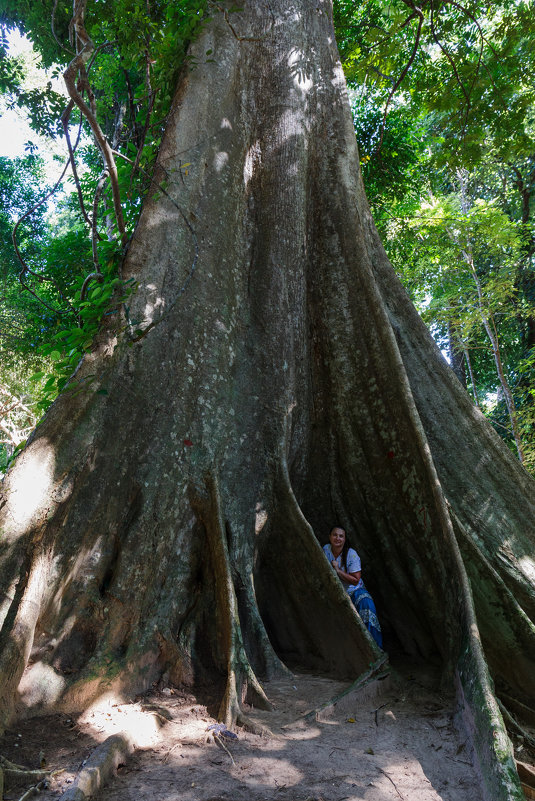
[2, 0, 214, 470]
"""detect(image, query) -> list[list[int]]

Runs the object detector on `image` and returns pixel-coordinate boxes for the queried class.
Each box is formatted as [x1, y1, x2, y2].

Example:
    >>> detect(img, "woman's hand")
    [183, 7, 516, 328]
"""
[332, 563, 362, 585]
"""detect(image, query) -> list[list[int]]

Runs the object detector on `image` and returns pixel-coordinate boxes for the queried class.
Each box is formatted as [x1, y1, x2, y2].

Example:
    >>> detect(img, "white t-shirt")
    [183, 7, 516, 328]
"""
[323, 543, 364, 593]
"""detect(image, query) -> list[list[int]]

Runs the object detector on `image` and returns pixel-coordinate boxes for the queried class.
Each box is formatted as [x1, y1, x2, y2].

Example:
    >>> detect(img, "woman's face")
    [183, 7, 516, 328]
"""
[329, 527, 346, 553]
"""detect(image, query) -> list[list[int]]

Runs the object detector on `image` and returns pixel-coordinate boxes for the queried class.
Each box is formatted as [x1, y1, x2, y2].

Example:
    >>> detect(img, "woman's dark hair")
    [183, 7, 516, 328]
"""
[332, 526, 353, 572]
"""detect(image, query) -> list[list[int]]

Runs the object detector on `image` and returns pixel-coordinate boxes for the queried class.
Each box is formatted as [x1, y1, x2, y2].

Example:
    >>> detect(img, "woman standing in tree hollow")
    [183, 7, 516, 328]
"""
[323, 526, 383, 648]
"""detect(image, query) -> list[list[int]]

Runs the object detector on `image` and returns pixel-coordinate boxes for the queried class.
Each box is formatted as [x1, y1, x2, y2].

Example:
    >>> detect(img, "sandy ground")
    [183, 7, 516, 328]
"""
[1, 657, 533, 801]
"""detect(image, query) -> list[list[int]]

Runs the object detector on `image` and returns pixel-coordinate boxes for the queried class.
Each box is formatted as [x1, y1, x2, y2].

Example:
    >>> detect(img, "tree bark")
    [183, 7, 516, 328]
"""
[1, 3, 534, 799]
[447, 320, 467, 388]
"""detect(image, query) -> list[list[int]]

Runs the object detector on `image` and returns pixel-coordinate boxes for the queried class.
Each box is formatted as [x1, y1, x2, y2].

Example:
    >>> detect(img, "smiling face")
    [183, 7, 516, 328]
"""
[329, 527, 346, 557]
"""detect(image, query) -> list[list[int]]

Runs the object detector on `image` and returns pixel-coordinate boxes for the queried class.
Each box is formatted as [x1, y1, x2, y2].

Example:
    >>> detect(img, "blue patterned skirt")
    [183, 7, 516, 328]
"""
[349, 586, 382, 649]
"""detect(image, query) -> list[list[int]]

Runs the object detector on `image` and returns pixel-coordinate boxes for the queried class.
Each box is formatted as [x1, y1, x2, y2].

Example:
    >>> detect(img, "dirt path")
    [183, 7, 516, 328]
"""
[1, 658, 529, 801]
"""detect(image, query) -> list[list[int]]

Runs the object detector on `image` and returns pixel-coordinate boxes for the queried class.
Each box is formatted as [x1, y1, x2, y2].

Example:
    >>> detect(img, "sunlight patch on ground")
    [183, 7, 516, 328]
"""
[281, 723, 324, 739]
[80, 694, 165, 747]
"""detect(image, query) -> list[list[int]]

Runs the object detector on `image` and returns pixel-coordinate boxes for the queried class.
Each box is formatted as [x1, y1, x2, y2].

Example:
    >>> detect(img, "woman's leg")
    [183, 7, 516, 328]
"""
[350, 587, 383, 649]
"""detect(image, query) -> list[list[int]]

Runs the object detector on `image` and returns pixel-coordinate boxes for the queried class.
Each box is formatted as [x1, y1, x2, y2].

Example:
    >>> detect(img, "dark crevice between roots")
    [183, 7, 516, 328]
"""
[255, 451, 380, 678]
[233, 570, 291, 681]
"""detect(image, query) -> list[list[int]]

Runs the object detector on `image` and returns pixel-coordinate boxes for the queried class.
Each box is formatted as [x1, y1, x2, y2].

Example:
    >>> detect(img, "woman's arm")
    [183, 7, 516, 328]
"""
[330, 561, 361, 585]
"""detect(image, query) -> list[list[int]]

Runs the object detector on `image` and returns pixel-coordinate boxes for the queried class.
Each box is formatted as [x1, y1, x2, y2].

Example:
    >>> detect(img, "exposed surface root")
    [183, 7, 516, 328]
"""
[0, 755, 36, 772]
[0, 754, 49, 782]
[16, 777, 48, 801]
[58, 733, 133, 801]
[212, 733, 235, 764]
[0, 755, 64, 801]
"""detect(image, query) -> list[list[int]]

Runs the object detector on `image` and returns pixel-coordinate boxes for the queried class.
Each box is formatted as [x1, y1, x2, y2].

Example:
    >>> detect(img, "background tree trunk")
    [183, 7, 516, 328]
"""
[0, 3, 534, 798]
[447, 321, 467, 388]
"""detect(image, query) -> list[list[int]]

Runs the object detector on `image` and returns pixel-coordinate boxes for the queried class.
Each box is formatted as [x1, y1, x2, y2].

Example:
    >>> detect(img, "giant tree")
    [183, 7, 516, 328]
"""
[1, 3, 535, 800]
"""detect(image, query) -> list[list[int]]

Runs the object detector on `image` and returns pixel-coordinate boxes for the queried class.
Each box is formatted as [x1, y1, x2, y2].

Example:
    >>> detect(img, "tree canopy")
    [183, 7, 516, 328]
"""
[342, 0, 535, 467]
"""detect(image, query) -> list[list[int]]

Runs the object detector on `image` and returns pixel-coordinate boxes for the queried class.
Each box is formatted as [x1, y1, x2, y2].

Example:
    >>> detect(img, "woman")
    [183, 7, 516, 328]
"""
[323, 526, 383, 648]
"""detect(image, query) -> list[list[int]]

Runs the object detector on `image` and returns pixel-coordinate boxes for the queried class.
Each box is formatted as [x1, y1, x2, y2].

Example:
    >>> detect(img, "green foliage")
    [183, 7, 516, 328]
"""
[0, 0, 210, 473]
[335, 0, 535, 169]
[32, 266, 135, 412]
[335, 0, 535, 467]
[398, 194, 522, 339]
[0, 32, 24, 93]
[351, 94, 426, 226]
[0, 155, 53, 367]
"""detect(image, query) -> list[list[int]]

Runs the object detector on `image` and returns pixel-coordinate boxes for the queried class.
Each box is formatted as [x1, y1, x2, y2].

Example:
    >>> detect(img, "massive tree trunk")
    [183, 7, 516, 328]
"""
[1, 3, 534, 798]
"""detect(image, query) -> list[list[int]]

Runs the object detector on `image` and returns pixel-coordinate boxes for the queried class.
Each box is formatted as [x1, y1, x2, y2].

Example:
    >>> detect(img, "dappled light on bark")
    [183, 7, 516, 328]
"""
[3, 440, 56, 530]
